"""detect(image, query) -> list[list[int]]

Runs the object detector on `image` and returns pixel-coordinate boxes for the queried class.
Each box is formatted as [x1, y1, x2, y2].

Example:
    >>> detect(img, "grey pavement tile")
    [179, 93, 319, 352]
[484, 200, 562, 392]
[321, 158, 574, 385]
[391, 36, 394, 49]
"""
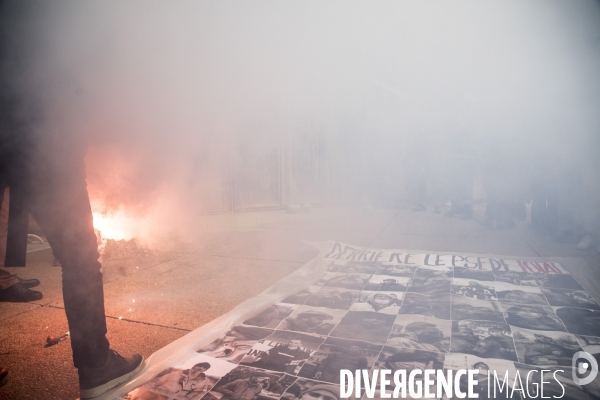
[99, 255, 304, 330]
[7, 248, 189, 307]
[0, 302, 41, 320]
[44, 254, 205, 310]
[0, 306, 185, 400]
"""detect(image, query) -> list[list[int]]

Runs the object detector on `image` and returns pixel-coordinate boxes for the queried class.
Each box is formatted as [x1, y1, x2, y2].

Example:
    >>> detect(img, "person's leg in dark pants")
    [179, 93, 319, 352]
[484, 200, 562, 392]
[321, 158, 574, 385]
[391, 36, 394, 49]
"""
[28, 164, 143, 398]
[30, 177, 109, 369]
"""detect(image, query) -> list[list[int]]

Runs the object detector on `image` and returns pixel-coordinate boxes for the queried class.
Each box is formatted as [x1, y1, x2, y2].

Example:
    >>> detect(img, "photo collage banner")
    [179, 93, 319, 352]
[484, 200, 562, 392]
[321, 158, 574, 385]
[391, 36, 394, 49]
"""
[119, 242, 600, 400]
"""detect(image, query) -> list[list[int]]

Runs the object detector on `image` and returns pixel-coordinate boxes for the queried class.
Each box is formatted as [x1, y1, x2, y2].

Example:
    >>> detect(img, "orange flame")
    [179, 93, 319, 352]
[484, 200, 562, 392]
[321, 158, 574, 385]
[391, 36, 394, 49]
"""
[92, 209, 137, 241]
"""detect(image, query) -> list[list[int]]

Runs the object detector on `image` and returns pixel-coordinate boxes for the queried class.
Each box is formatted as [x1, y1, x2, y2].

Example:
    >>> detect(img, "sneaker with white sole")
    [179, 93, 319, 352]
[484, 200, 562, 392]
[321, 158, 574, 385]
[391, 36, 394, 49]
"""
[79, 350, 144, 398]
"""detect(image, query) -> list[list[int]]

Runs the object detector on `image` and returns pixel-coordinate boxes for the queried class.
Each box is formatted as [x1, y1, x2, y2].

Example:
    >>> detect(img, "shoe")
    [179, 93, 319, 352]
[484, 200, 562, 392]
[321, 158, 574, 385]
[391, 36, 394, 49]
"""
[79, 350, 144, 398]
[0, 367, 7, 388]
[576, 235, 593, 250]
[17, 277, 40, 289]
[0, 283, 43, 302]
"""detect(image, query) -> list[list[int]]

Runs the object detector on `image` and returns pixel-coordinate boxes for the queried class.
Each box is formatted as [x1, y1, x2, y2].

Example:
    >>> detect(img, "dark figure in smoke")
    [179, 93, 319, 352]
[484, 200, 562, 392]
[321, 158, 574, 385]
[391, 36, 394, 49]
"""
[442, 132, 477, 220]
[0, 6, 143, 397]
[479, 135, 528, 230]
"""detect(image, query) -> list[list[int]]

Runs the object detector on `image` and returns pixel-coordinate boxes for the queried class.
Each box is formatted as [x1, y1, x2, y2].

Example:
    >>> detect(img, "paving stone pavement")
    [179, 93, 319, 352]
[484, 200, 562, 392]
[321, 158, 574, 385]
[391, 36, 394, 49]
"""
[1, 205, 599, 399]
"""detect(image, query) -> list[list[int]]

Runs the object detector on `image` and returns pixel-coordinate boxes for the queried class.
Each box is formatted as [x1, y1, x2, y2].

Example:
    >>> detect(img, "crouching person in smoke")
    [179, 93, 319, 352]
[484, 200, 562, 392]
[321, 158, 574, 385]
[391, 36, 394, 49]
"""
[0, 5, 144, 397]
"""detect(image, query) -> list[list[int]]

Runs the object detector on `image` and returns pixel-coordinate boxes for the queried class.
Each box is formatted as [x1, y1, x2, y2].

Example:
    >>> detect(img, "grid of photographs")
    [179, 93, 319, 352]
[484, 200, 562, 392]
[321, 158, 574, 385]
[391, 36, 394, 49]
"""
[121, 245, 600, 400]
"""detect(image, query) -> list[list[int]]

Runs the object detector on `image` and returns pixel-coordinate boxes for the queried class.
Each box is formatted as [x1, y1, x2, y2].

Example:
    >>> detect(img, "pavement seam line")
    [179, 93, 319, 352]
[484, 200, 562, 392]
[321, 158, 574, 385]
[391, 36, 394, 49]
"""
[42, 303, 193, 332]
[368, 209, 402, 246]
[202, 253, 308, 264]
[515, 227, 544, 258]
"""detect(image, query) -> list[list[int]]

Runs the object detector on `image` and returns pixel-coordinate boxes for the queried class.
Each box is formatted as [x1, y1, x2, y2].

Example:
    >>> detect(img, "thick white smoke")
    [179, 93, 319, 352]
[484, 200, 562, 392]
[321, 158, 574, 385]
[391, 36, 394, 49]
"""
[3, 0, 599, 245]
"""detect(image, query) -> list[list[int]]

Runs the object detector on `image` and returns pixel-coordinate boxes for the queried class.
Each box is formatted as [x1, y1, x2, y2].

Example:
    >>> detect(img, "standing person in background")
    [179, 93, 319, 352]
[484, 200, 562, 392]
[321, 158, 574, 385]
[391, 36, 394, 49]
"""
[0, 187, 44, 302]
[530, 140, 559, 234]
[404, 132, 430, 212]
[0, 2, 144, 397]
[443, 130, 477, 220]
[480, 132, 528, 229]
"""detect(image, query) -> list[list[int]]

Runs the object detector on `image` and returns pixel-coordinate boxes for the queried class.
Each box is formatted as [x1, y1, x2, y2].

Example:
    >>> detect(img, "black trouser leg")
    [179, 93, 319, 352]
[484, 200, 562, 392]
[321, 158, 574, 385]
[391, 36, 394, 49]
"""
[30, 178, 109, 369]
[5, 183, 29, 267]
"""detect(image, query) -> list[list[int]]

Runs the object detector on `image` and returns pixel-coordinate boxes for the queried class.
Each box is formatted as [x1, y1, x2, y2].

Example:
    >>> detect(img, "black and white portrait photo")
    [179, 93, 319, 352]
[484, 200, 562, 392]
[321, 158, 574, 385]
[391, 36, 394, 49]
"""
[298, 339, 380, 384]
[451, 278, 497, 301]
[454, 267, 495, 282]
[240, 331, 322, 375]
[493, 271, 537, 287]
[283, 287, 321, 305]
[387, 314, 451, 352]
[317, 272, 371, 290]
[511, 326, 581, 366]
[533, 274, 584, 290]
[349, 291, 403, 314]
[493, 281, 548, 305]
[123, 355, 237, 400]
[304, 287, 359, 310]
[376, 263, 416, 278]
[277, 305, 346, 336]
[329, 311, 396, 344]
[408, 269, 451, 295]
[205, 365, 295, 400]
[375, 347, 445, 391]
[198, 326, 274, 363]
[363, 275, 409, 292]
[540, 287, 600, 310]
[451, 296, 506, 323]
[503, 304, 566, 331]
[450, 320, 517, 361]
[556, 307, 600, 336]
[243, 304, 298, 329]
[398, 293, 451, 320]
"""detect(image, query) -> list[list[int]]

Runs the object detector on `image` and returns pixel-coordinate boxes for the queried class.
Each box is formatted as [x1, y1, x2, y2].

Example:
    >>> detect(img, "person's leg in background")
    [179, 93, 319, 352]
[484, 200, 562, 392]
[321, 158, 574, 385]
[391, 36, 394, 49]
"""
[0, 187, 42, 301]
[4, 182, 29, 267]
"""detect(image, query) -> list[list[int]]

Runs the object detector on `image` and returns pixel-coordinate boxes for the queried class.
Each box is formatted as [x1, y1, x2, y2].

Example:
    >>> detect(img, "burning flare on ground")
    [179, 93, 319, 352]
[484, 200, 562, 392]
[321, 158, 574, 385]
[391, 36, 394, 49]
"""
[92, 207, 153, 259]
[92, 208, 139, 242]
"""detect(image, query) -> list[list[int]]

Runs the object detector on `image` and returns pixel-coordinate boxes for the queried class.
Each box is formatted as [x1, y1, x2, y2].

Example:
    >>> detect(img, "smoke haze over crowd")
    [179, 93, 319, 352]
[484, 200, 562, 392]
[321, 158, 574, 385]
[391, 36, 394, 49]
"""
[2, 0, 600, 245]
